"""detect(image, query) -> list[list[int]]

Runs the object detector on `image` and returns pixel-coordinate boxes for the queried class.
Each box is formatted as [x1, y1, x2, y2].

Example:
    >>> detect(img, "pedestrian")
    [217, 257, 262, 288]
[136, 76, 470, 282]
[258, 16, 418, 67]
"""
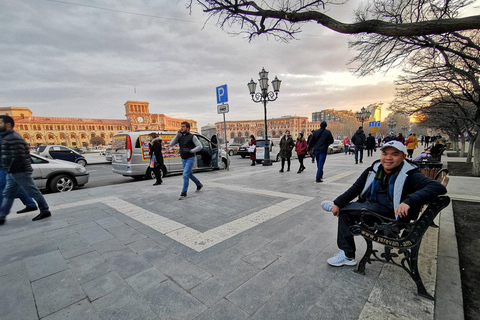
[279, 130, 295, 172]
[396, 132, 405, 144]
[377, 136, 382, 147]
[169, 121, 203, 200]
[295, 133, 308, 173]
[148, 132, 164, 186]
[424, 135, 430, 148]
[319, 141, 447, 266]
[342, 136, 350, 155]
[405, 132, 418, 159]
[0, 115, 51, 225]
[420, 135, 424, 146]
[307, 130, 315, 163]
[351, 126, 366, 164]
[366, 133, 376, 157]
[307, 121, 334, 183]
[248, 135, 256, 166]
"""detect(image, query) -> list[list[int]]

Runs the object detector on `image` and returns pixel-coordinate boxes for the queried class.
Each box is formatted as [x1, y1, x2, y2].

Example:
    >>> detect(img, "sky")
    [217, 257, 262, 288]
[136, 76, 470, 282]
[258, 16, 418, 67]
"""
[1, 0, 475, 129]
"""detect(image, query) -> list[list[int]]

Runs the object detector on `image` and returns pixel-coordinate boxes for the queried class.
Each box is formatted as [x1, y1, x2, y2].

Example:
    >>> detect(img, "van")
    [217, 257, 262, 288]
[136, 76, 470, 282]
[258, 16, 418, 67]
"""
[111, 131, 229, 180]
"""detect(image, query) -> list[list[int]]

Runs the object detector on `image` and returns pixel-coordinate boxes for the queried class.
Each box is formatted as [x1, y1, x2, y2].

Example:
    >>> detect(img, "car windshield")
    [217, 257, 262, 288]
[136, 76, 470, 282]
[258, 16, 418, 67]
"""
[37, 146, 47, 152]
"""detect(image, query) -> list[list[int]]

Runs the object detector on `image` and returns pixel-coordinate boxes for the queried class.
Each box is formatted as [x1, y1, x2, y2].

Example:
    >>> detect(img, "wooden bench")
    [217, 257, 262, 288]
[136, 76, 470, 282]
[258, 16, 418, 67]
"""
[349, 195, 450, 300]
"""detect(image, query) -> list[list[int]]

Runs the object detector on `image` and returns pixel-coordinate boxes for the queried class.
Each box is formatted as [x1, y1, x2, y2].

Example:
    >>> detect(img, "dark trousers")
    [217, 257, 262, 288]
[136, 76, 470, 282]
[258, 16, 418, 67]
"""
[355, 145, 364, 162]
[314, 149, 328, 180]
[152, 165, 163, 183]
[298, 154, 305, 170]
[281, 157, 291, 170]
[407, 149, 414, 158]
[367, 149, 374, 157]
[337, 201, 394, 258]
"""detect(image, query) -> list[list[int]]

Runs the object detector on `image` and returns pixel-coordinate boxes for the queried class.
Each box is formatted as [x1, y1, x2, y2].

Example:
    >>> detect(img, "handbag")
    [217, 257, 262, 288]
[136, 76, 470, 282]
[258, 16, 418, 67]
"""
[248, 146, 256, 153]
[150, 155, 156, 168]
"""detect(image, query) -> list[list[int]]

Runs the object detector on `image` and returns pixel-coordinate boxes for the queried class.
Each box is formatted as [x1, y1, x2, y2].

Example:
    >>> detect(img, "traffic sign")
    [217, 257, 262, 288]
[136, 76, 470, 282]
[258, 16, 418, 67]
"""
[371, 127, 378, 133]
[216, 84, 228, 104]
[376, 121, 381, 127]
[217, 103, 229, 114]
[369, 121, 381, 127]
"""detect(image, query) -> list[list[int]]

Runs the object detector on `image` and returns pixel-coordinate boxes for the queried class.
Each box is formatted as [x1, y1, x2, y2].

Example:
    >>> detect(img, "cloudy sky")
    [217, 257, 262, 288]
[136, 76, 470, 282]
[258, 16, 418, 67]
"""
[2, 0, 469, 128]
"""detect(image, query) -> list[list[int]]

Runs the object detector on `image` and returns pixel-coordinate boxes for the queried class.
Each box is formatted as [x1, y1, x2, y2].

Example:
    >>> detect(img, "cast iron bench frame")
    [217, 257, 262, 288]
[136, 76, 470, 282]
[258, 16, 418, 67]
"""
[349, 195, 450, 300]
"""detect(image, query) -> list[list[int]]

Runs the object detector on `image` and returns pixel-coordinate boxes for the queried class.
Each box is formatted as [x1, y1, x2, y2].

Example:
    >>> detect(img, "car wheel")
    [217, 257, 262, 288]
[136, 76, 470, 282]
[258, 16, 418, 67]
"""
[76, 159, 87, 167]
[228, 150, 234, 156]
[241, 155, 246, 158]
[49, 175, 75, 193]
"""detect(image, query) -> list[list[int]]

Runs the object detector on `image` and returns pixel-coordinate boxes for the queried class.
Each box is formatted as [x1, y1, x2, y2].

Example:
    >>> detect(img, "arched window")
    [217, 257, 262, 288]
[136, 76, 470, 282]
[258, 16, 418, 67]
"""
[230, 132, 235, 139]
[238, 132, 242, 138]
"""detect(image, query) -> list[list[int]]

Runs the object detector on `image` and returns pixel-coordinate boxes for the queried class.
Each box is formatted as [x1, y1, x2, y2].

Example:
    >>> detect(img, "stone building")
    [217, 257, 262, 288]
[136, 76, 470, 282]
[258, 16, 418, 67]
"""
[0, 101, 197, 147]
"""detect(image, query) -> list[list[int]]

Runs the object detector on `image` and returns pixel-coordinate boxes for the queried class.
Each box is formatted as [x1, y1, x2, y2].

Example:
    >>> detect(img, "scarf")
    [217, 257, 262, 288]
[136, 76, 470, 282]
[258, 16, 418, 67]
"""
[367, 162, 403, 205]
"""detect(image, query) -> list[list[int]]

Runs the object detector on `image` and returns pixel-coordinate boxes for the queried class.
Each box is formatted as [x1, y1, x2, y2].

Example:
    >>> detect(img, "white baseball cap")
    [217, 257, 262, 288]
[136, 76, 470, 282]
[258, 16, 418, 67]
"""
[380, 140, 407, 154]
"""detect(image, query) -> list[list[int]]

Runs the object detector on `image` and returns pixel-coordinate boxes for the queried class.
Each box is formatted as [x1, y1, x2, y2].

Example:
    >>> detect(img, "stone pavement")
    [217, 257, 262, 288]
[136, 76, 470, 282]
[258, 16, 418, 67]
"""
[0, 149, 473, 320]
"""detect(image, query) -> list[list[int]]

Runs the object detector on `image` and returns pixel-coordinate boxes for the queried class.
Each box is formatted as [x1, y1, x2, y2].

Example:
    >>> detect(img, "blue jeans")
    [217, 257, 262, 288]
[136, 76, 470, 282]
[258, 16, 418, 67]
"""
[344, 145, 349, 155]
[355, 145, 364, 162]
[314, 149, 328, 180]
[0, 172, 49, 218]
[0, 169, 36, 208]
[181, 157, 201, 193]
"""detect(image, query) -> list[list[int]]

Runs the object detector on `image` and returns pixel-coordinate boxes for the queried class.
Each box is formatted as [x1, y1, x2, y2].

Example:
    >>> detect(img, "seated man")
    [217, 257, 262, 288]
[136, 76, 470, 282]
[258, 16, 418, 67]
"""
[321, 140, 447, 266]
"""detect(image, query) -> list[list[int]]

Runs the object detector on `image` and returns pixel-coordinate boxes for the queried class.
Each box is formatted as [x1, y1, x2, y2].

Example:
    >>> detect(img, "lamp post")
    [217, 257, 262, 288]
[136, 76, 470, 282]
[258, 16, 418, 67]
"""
[388, 119, 397, 133]
[248, 68, 281, 166]
[401, 124, 409, 135]
[355, 107, 371, 127]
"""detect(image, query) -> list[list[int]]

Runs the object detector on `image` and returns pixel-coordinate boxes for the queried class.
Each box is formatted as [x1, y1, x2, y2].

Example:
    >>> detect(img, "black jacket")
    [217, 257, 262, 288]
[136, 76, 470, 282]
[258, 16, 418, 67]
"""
[366, 136, 376, 149]
[148, 137, 164, 166]
[0, 129, 32, 173]
[308, 128, 334, 151]
[352, 129, 366, 146]
[333, 160, 447, 220]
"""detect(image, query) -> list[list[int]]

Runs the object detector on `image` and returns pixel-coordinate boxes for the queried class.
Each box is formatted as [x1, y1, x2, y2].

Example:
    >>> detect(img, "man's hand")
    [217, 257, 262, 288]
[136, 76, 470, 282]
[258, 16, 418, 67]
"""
[395, 203, 410, 218]
[332, 205, 340, 217]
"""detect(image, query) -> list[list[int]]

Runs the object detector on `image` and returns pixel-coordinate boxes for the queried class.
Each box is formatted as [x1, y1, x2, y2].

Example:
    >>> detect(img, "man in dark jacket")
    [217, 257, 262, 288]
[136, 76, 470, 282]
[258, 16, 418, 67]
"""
[320, 141, 447, 266]
[365, 133, 376, 157]
[307, 121, 334, 183]
[278, 130, 295, 172]
[307, 130, 315, 163]
[351, 127, 366, 164]
[148, 132, 164, 186]
[0, 116, 51, 225]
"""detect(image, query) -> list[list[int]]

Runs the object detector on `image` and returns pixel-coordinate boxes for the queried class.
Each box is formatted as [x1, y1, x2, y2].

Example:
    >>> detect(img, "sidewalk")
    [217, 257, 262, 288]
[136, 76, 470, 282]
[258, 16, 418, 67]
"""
[0, 150, 473, 319]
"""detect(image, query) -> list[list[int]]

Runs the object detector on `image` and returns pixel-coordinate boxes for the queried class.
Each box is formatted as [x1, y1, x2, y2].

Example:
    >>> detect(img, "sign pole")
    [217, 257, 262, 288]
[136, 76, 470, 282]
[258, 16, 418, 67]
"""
[223, 112, 228, 151]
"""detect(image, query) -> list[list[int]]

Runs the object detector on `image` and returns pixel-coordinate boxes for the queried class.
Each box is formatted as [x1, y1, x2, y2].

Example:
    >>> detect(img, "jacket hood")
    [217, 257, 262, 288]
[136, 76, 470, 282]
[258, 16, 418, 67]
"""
[356, 129, 364, 135]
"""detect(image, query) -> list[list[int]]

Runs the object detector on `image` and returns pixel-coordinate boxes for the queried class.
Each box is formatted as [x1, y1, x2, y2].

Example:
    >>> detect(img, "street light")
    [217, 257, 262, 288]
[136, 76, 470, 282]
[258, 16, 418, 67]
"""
[248, 68, 281, 166]
[401, 124, 409, 135]
[388, 119, 397, 132]
[355, 107, 371, 127]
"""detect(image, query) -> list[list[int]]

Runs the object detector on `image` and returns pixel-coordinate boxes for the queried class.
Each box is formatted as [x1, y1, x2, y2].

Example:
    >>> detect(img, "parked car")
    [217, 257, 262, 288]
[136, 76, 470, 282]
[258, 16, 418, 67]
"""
[237, 143, 250, 158]
[36, 145, 88, 166]
[104, 146, 112, 162]
[111, 131, 229, 180]
[328, 140, 344, 154]
[72, 147, 85, 154]
[223, 143, 242, 156]
[30, 153, 89, 193]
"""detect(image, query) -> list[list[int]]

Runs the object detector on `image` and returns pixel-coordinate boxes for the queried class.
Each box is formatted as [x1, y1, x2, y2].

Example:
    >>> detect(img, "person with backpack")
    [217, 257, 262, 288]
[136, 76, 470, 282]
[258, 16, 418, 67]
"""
[307, 121, 334, 183]
[351, 126, 366, 164]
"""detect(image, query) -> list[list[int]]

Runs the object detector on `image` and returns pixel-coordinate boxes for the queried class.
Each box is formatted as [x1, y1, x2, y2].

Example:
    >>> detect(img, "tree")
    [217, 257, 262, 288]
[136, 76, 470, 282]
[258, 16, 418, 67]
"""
[187, 0, 480, 41]
[90, 136, 106, 146]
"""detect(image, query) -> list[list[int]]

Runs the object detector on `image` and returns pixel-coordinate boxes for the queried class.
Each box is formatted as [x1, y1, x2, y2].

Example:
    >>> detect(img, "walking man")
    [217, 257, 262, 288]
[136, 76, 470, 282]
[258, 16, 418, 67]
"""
[148, 132, 164, 186]
[0, 116, 51, 225]
[279, 130, 295, 172]
[307, 130, 315, 163]
[169, 122, 203, 200]
[352, 126, 366, 164]
[366, 133, 376, 157]
[307, 121, 334, 183]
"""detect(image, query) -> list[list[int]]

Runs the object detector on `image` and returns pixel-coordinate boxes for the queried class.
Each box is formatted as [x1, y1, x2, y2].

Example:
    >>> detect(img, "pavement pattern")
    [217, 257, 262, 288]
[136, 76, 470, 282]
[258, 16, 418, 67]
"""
[0, 150, 473, 320]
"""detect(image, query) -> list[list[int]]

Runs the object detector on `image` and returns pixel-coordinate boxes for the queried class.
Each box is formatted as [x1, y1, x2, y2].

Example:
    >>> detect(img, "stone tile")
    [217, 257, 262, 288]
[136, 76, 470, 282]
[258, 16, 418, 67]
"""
[92, 238, 129, 258]
[106, 225, 147, 244]
[0, 271, 38, 320]
[141, 280, 207, 320]
[125, 267, 168, 294]
[194, 299, 249, 320]
[127, 238, 159, 253]
[77, 225, 114, 245]
[0, 238, 58, 268]
[42, 299, 100, 320]
[81, 271, 127, 301]
[31, 269, 86, 318]
[25, 250, 68, 281]
[94, 216, 126, 229]
[68, 251, 111, 284]
[260, 232, 307, 256]
[106, 251, 152, 279]
[0, 260, 27, 277]
[231, 235, 272, 255]
[196, 248, 244, 274]
[242, 249, 280, 269]
[52, 232, 95, 259]
[139, 246, 170, 265]
[92, 287, 157, 320]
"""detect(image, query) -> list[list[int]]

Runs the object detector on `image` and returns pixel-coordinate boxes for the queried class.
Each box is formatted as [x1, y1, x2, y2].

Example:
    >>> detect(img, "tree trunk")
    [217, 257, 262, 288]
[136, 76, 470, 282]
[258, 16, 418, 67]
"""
[472, 130, 480, 176]
[460, 135, 466, 157]
[467, 139, 474, 163]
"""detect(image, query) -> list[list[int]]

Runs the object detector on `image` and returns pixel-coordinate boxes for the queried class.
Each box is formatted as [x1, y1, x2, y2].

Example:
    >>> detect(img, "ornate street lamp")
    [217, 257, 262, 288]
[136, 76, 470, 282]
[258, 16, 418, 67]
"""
[388, 119, 397, 132]
[401, 124, 409, 135]
[355, 107, 371, 127]
[248, 68, 281, 166]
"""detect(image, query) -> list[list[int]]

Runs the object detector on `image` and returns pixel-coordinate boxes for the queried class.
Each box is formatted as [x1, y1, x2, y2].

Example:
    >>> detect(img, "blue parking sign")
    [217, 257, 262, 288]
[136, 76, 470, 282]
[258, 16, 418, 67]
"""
[216, 84, 228, 104]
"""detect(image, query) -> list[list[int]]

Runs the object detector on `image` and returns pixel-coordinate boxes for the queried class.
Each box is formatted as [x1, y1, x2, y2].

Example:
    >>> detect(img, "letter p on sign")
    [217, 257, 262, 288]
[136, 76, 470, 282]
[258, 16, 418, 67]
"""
[216, 84, 228, 104]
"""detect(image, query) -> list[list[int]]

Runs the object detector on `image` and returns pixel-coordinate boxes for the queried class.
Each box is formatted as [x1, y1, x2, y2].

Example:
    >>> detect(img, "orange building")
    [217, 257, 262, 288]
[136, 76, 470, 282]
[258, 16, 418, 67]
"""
[0, 101, 197, 147]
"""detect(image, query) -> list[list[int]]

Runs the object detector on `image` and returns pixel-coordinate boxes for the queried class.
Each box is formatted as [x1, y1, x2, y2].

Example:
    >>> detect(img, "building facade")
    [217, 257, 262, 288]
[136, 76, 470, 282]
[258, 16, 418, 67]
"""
[0, 101, 197, 147]
[200, 124, 216, 140]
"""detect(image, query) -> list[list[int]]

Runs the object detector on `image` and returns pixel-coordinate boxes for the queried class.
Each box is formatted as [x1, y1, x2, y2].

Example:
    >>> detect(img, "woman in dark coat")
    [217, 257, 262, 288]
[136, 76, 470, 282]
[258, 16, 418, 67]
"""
[249, 135, 256, 166]
[295, 133, 308, 173]
[279, 130, 295, 172]
[365, 133, 376, 157]
[148, 132, 164, 185]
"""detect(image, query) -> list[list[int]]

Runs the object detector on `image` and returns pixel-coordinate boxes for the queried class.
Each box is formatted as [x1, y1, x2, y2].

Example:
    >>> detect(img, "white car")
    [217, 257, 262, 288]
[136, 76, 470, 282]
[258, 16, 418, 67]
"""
[30, 153, 90, 192]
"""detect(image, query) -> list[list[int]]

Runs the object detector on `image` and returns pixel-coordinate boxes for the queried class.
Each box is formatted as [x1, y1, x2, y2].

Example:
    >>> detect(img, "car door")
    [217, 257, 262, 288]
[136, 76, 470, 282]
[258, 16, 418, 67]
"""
[49, 146, 74, 162]
[210, 135, 220, 168]
[195, 135, 213, 169]
[30, 155, 48, 189]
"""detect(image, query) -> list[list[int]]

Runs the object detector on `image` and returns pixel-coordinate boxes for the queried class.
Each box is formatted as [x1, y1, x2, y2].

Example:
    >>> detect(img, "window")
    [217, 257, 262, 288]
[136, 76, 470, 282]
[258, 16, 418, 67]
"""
[196, 135, 211, 148]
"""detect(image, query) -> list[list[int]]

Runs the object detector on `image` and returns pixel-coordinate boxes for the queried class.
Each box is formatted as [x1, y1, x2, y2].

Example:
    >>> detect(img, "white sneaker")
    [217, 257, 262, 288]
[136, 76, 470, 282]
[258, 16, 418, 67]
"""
[327, 250, 357, 267]
[321, 201, 334, 212]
